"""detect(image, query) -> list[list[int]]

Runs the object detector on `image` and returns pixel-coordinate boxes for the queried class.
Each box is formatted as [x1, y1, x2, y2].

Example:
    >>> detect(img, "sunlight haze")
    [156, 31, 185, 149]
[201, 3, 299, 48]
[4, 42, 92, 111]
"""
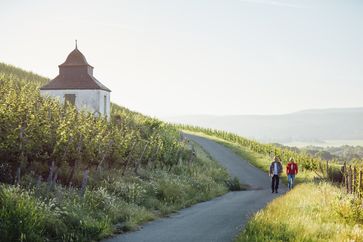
[1, 0, 362, 117]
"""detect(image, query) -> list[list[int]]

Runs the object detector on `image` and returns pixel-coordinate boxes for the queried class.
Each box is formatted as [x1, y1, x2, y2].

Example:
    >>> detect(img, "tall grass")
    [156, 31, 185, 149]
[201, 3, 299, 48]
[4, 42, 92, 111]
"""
[0, 141, 231, 241]
[235, 183, 363, 242]
[183, 130, 363, 241]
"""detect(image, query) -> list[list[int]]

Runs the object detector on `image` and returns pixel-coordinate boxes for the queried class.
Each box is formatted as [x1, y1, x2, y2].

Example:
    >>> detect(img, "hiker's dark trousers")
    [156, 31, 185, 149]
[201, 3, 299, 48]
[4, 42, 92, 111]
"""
[271, 175, 279, 192]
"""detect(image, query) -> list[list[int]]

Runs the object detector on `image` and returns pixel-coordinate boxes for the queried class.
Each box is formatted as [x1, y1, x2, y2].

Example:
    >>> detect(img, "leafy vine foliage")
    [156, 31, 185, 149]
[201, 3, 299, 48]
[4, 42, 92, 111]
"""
[0, 63, 184, 186]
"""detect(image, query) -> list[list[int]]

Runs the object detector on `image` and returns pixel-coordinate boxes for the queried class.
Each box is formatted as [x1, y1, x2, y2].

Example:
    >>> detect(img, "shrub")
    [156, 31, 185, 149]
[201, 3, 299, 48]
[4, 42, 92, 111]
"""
[0, 185, 48, 242]
[226, 177, 242, 191]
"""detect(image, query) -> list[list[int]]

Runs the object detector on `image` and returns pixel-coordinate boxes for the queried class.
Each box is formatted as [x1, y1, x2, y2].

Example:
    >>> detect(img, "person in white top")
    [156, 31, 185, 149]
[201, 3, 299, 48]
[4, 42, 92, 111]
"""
[269, 156, 283, 193]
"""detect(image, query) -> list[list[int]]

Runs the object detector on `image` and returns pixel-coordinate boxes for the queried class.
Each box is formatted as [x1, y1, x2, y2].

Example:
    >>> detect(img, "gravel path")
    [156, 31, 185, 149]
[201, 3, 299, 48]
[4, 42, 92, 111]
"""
[104, 134, 285, 242]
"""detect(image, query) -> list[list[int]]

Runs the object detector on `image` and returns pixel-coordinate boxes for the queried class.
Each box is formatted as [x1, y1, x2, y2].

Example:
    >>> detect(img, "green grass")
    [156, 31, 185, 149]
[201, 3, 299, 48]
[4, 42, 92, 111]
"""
[183, 130, 316, 185]
[235, 183, 363, 242]
[0, 141, 231, 242]
[182, 131, 363, 242]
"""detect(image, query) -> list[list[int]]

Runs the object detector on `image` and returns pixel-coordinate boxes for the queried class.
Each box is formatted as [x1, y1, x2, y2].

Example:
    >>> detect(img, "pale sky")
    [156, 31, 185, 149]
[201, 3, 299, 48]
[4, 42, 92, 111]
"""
[1, 0, 362, 117]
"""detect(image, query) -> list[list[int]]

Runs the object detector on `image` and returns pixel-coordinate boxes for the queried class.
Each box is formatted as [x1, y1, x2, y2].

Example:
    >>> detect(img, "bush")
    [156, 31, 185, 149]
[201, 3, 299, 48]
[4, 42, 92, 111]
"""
[226, 177, 242, 191]
[0, 185, 49, 242]
[0, 146, 230, 241]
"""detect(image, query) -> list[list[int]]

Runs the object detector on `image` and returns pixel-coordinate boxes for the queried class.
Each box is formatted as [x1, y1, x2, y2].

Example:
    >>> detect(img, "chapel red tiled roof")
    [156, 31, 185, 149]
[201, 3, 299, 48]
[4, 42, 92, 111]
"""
[59, 48, 93, 67]
[40, 47, 111, 92]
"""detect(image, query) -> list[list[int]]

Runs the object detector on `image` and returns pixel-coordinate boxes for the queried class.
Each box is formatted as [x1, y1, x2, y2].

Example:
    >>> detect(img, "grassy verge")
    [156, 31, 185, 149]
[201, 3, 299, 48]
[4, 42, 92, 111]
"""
[0, 141, 233, 242]
[183, 130, 316, 185]
[183, 131, 363, 241]
[235, 183, 363, 242]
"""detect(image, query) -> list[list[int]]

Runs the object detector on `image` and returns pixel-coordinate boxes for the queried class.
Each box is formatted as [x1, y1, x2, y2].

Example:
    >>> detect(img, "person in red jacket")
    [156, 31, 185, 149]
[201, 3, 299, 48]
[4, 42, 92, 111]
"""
[286, 157, 298, 190]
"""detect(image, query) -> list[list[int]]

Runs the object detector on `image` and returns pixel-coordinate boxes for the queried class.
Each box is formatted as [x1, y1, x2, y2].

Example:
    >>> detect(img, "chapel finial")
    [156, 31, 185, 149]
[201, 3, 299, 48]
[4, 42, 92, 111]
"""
[75, 39, 78, 49]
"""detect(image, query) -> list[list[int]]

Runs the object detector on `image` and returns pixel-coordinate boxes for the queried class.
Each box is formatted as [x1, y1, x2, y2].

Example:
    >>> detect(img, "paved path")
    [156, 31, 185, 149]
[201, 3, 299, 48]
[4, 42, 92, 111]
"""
[105, 134, 285, 242]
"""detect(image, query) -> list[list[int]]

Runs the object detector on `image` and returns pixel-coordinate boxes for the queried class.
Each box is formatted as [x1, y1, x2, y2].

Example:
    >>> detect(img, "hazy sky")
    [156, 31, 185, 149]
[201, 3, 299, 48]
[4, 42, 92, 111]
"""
[1, 0, 362, 117]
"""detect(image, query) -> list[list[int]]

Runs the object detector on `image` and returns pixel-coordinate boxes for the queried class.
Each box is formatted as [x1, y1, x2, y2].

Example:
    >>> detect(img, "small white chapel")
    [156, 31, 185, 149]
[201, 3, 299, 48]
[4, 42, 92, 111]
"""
[40, 42, 111, 119]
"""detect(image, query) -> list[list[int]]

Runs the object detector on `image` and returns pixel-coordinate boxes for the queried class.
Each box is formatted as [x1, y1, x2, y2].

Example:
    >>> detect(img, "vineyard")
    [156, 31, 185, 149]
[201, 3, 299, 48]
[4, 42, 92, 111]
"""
[0, 64, 186, 188]
[179, 125, 363, 198]
[1, 62, 362, 241]
[0, 63, 232, 242]
[180, 125, 363, 241]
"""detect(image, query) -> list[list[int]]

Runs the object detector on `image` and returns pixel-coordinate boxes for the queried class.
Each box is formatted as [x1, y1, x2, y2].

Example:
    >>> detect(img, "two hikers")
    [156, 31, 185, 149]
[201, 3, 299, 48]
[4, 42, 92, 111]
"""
[269, 156, 298, 193]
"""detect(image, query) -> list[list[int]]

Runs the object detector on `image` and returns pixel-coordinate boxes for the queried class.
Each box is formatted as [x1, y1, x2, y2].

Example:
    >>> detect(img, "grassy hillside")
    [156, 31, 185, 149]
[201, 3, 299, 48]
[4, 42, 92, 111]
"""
[0, 63, 49, 85]
[183, 131, 317, 185]
[0, 63, 235, 241]
[179, 125, 347, 181]
[181, 127, 363, 241]
[0, 62, 183, 186]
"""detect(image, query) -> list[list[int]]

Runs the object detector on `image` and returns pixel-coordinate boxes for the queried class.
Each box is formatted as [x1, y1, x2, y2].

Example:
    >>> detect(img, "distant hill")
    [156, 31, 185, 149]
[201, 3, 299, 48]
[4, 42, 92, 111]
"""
[165, 108, 363, 143]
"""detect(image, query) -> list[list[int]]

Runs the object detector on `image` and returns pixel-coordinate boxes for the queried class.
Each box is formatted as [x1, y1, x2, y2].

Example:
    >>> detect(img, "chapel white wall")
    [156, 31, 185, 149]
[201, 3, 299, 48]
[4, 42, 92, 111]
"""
[40, 89, 111, 119]
[99, 90, 111, 119]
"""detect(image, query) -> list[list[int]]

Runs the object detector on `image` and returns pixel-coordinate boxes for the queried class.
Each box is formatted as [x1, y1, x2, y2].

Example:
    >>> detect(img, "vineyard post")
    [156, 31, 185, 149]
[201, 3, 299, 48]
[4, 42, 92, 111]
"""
[35, 175, 42, 196]
[36, 175, 42, 188]
[349, 165, 353, 194]
[15, 167, 21, 185]
[359, 170, 362, 198]
[122, 140, 137, 175]
[148, 143, 160, 168]
[65, 136, 76, 185]
[96, 143, 103, 174]
[135, 141, 148, 174]
[62, 137, 74, 185]
[80, 168, 89, 197]
[343, 162, 348, 193]
[177, 147, 182, 165]
[189, 143, 195, 165]
[155, 142, 160, 161]
[15, 125, 26, 185]
[97, 139, 114, 174]
[347, 165, 350, 193]
[52, 168, 59, 190]
[353, 166, 357, 195]
[47, 161, 55, 191]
